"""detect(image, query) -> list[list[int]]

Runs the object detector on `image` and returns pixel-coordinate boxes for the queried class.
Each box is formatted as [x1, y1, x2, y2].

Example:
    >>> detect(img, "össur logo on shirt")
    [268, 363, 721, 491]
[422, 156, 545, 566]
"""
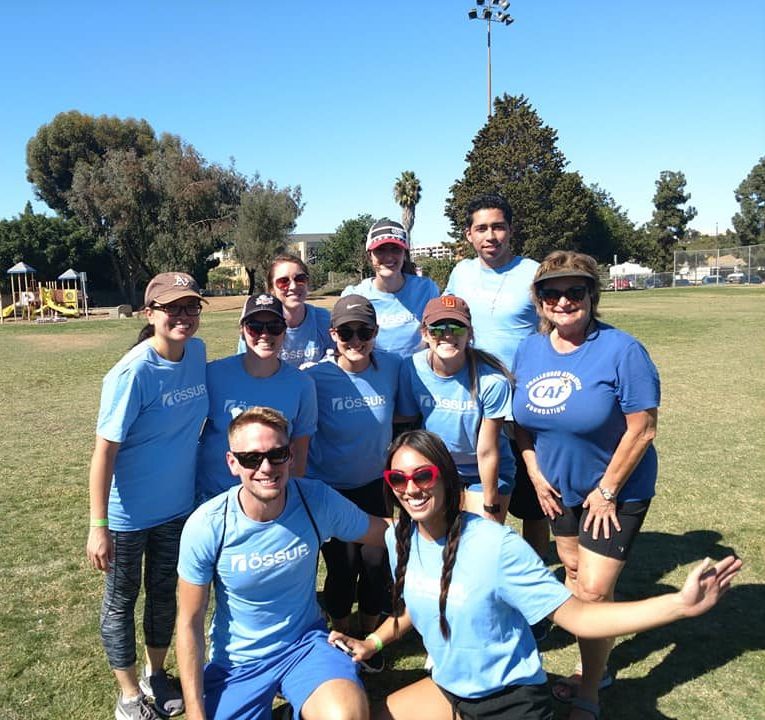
[376, 310, 415, 327]
[161, 383, 207, 408]
[418, 394, 477, 412]
[229, 543, 310, 572]
[331, 395, 387, 411]
[524, 371, 582, 415]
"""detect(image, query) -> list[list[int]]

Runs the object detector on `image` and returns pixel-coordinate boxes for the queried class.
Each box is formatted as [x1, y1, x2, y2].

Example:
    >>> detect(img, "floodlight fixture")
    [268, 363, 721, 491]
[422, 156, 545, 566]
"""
[468, 8, 478, 19]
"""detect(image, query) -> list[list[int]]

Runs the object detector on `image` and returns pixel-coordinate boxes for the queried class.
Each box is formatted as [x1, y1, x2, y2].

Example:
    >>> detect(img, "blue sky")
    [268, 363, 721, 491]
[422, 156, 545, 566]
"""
[1, 0, 763, 248]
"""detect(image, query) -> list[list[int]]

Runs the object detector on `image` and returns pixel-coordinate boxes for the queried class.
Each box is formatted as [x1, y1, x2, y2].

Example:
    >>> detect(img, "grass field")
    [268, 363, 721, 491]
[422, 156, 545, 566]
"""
[0, 287, 763, 719]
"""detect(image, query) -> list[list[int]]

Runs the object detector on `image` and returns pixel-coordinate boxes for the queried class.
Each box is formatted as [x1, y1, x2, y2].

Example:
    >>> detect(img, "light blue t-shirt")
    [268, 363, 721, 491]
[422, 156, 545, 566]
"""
[178, 479, 370, 667]
[512, 323, 661, 506]
[236, 304, 333, 368]
[385, 513, 571, 698]
[196, 356, 318, 502]
[444, 256, 539, 369]
[97, 338, 208, 531]
[306, 352, 402, 490]
[342, 275, 440, 357]
[398, 350, 515, 484]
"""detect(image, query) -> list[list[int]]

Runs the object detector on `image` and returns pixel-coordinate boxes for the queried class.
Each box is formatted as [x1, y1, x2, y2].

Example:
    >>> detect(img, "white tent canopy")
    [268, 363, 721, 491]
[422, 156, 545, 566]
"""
[610, 261, 653, 277]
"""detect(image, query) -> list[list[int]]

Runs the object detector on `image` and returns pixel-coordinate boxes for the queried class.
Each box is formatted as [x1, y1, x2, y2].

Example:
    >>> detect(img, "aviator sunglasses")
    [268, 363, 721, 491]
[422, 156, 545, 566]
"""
[244, 319, 287, 336]
[426, 322, 468, 338]
[232, 445, 291, 470]
[383, 464, 440, 492]
[151, 302, 203, 317]
[273, 273, 309, 292]
[537, 285, 588, 306]
[335, 325, 376, 342]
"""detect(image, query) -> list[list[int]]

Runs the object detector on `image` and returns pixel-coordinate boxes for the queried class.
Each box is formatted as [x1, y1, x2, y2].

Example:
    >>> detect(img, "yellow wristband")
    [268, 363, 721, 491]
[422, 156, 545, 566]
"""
[90, 518, 108, 528]
[365, 632, 384, 652]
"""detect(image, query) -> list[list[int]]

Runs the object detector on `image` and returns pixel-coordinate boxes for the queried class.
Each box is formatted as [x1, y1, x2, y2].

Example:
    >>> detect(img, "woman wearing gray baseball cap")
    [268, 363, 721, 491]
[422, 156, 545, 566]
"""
[86, 272, 209, 720]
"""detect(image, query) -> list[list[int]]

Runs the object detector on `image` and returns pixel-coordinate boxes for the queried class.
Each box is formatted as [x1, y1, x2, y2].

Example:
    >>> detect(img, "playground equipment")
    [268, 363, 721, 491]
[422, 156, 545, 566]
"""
[1, 263, 89, 322]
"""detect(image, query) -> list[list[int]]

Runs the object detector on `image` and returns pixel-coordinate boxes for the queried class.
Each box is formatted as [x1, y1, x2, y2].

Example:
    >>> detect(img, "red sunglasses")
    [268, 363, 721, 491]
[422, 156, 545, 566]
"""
[383, 465, 440, 492]
[274, 273, 309, 292]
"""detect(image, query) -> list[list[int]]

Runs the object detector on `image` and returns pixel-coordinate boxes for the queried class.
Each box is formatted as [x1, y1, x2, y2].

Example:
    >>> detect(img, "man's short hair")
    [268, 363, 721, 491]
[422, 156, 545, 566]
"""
[464, 193, 513, 229]
[228, 406, 289, 444]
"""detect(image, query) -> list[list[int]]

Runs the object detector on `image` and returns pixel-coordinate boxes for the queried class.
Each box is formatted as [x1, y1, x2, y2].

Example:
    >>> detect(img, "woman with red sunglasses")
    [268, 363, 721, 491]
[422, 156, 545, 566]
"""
[236, 254, 333, 369]
[306, 294, 407, 670]
[197, 293, 317, 503]
[512, 251, 661, 718]
[328, 430, 740, 720]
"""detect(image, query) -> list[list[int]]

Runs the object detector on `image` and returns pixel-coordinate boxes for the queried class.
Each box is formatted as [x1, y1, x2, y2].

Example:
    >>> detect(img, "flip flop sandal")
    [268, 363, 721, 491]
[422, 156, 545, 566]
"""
[570, 697, 601, 719]
[552, 669, 614, 703]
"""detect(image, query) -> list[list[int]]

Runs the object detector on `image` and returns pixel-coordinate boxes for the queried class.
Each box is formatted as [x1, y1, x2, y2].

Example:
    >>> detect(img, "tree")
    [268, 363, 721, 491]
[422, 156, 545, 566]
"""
[444, 94, 617, 262]
[415, 255, 455, 292]
[588, 185, 644, 262]
[732, 157, 765, 245]
[0, 202, 110, 292]
[233, 179, 304, 295]
[393, 171, 422, 239]
[26, 110, 156, 216]
[316, 214, 374, 281]
[648, 170, 697, 270]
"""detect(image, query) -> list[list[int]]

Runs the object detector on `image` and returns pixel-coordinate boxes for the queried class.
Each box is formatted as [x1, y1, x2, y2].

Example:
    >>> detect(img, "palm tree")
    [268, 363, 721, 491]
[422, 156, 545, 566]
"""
[393, 171, 422, 240]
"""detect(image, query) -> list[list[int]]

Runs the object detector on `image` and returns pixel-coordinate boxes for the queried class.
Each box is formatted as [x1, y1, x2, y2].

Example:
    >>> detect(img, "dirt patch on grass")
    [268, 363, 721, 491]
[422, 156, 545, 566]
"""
[203, 295, 338, 311]
[12, 333, 110, 350]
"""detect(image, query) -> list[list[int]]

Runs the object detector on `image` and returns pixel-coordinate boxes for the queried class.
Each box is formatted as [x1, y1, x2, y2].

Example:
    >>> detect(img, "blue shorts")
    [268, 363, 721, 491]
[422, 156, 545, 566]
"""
[462, 474, 513, 496]
[203, 626, 363, 720]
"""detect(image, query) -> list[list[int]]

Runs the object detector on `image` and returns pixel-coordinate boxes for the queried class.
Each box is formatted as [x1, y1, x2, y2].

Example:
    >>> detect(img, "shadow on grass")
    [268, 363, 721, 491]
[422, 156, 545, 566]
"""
[544, 530, 764, 719]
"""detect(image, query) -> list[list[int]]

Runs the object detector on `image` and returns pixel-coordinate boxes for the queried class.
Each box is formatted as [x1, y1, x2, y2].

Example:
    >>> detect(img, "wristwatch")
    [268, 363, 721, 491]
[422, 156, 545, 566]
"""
[483, 503, 501, 514]
[598, 484, 616, 502]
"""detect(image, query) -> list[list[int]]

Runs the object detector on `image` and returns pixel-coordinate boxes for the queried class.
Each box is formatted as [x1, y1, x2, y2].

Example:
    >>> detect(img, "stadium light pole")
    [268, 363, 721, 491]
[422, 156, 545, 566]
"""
[467, 0, 515, 119]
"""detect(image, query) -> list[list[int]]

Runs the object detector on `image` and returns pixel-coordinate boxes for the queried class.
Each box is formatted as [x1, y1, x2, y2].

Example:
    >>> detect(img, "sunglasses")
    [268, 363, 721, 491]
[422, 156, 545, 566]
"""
[232, 445, 291, 470]
[274, 273, 309, 292]
[426, 323, 468, 338]
[537, 285, 589, 305]
[383, 465, 440, 492]
[151, 302, 202, 317]
[335, 325, 376, 342]
[244, 319, 287, 336]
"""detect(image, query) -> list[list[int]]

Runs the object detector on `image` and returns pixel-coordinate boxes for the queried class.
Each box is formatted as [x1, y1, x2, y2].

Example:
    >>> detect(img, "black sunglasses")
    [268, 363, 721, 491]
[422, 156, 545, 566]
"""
[232, 445, 291, 470]
[335, 325, 376, 342]
[151, 302, 203, 317]
[244, 319, 287, 336]
[537, 285, 589, 305]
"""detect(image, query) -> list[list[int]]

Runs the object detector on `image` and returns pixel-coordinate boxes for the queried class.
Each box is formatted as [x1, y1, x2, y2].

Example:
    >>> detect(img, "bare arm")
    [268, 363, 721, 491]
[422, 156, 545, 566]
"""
[476, 417, 503, 519]
[290, 435, 310, 477]
[328, 607, 414, 662]
[583, 408, 658, 539]
[355, 515, 393, 547]
[551, 556, 742, 638]
[177, 579, 211, 720]
[513, 423, 562, 518]
[86, 436, 120, 571]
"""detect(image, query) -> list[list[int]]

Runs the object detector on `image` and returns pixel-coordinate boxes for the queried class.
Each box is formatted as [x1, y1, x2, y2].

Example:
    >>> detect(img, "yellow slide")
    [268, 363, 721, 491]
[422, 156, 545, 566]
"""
[2, 303, 20, 318]
[44, 300, 79, 317]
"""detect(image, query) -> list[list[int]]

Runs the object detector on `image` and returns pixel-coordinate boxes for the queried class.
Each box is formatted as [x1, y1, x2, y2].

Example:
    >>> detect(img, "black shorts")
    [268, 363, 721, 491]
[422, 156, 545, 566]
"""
[438, 682, 552, 720]
[506, 438, 546, 522]
[550, 499, 651, 562]
[336, 478, 388, 518]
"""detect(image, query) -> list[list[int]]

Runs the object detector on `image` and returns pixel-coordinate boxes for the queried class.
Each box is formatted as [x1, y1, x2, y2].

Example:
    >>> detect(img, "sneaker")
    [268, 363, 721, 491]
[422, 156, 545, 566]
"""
[359, 651, 385, 674]
[115, 693, 160, 720]
[138, 668, 184, 718]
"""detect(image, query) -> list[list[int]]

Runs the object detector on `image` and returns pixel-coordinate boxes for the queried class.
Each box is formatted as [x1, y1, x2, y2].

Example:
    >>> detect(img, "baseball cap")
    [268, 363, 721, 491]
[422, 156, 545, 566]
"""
[144, 272, 205, 306]
[240, 293, 285, 324]
[366, 219, 409, 252]
[533, 268, 599, 286]
[422, 296, 472, 327]
[331, 295, 376, 327]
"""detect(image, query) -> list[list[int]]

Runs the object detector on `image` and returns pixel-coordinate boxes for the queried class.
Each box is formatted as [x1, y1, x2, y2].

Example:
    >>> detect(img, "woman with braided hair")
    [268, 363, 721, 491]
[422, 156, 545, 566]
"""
[328, 430, 741, 720]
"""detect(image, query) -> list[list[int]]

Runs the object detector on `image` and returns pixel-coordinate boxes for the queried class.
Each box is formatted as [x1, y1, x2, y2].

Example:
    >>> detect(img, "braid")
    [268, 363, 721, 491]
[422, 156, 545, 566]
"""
[391, 512, 413, 639]
[438, 509, 464, 640]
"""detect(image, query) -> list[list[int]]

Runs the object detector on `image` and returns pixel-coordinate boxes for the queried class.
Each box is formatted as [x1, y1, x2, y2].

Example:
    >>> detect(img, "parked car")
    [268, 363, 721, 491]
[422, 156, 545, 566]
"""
[701, 275, 725, 285]
[607, 277, 634, 290]
[742, 274, 763, 284]
[673, 278, 691, 287]
[726, 272, 745, 284]
[644, 276, 666, 289]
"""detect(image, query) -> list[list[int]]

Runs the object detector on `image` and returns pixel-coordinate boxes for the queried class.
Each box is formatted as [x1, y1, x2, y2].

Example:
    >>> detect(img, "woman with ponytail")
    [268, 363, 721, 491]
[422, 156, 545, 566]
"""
[397, 295, 516, 522]
[328, 430, 741, 720]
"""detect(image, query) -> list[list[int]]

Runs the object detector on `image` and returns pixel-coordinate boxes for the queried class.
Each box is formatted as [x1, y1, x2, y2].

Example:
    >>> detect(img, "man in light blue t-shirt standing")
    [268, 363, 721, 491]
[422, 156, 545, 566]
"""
[444, 193, 549, 562]
[176, 407, 388, 720]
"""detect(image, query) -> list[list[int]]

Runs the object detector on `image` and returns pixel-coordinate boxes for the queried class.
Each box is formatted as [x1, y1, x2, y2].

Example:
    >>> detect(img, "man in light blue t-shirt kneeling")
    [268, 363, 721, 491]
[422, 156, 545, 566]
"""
[176, 407, 388, 720]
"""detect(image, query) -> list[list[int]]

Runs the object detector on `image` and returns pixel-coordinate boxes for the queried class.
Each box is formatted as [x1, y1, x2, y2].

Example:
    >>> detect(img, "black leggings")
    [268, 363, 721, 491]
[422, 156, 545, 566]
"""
[320, 478, 391, 619]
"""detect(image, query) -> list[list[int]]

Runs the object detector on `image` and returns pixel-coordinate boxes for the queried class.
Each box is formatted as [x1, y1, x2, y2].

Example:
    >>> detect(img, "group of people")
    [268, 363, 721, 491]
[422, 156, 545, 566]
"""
[86, 194, 741, 720]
